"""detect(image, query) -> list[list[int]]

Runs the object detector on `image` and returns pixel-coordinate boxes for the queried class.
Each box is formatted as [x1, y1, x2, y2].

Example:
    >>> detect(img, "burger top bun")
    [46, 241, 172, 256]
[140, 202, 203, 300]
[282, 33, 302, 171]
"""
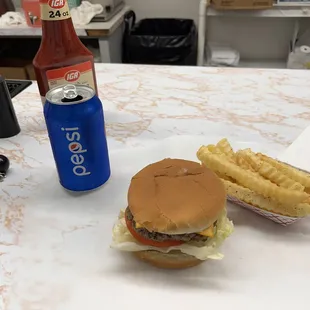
[128, 158, 226, 235]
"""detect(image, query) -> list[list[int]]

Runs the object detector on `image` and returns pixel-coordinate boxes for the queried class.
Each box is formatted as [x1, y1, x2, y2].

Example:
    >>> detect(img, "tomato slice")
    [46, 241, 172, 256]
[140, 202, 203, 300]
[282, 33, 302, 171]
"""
[125, 216, 184, 248]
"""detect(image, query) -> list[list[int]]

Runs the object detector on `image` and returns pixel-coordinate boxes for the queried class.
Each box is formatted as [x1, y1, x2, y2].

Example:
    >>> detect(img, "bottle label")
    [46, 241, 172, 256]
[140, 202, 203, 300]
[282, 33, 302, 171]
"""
[40, 0, 71, 21]
[46, 61, 96, 91]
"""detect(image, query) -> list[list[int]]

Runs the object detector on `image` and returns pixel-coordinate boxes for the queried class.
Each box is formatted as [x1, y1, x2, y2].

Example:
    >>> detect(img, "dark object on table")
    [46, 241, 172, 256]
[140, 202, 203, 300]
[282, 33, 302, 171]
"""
[6, 79, 32, 99]
[122, 11, 197, 66]
[0, 76, 21, 138]
[0, 155, 10, 182]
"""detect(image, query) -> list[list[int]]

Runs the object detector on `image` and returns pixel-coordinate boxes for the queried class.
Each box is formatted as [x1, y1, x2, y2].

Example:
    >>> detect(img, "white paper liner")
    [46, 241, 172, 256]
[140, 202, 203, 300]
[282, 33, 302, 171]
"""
[227, 195, 301, 226]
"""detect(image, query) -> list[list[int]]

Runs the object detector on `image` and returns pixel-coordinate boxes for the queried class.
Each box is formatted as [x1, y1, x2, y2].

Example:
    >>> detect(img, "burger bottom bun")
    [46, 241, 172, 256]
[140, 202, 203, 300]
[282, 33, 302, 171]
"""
[133, 250, 203, 269]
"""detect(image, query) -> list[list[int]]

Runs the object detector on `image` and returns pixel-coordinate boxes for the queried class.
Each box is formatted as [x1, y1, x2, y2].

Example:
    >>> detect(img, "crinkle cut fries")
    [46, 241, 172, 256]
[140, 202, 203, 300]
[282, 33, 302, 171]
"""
[197, 138, 310, 218]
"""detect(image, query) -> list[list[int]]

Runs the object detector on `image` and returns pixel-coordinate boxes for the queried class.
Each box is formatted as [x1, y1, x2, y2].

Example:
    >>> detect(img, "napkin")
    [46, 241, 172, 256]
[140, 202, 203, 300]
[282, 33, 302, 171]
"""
[0, 12, 26, 26]
[71, 1, 103, 25]
[277, 125, 310, 172]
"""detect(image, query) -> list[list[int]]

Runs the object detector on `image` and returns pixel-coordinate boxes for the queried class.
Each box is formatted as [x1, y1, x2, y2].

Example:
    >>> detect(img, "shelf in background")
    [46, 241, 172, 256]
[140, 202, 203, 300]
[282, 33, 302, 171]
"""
[238, 60, 287, 69]
[204, 60, 287, 69]
[207, 4, 310, 18]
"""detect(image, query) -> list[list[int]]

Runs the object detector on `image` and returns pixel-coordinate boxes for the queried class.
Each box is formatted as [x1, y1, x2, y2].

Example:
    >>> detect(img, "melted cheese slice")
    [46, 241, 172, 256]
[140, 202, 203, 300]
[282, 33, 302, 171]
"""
[134, 222, 214, 237]
[135, 222, 143, 229]
[198, 224, 214, 237]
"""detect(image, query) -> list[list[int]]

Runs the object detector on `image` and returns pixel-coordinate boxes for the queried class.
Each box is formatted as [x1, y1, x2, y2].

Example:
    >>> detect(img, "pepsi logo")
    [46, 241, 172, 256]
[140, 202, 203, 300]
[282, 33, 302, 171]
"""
[48, 0, 65, 9]
[61, 127, 91, 177]
[65, 70, 80, 82]
[69, 143, 79, 152]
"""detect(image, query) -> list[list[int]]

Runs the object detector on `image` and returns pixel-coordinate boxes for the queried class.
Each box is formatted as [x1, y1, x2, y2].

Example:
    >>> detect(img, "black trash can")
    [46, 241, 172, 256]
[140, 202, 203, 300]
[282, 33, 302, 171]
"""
[122, 11, 197, 66]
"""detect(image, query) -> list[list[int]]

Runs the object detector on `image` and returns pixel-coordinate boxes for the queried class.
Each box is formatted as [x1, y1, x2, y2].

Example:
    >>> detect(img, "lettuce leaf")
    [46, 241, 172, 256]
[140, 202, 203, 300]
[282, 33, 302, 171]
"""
[111, 209, 234, 261]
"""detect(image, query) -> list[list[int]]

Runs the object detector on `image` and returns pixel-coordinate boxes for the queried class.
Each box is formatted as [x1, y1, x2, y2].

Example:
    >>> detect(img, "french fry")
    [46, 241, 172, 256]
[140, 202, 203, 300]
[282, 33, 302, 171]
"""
[214, 171, 236, 183]
[216, 138, 235, 158]
[201, 144, 236, 166]
[257, 153, 310, 188]
[206, 144, 222, 155]
[222, 178, 310, 217]
[239, 149, 304, 192]
[197, 146, 309, 205]
[197, 138, 310, 219]
[234, 150, 262, 175]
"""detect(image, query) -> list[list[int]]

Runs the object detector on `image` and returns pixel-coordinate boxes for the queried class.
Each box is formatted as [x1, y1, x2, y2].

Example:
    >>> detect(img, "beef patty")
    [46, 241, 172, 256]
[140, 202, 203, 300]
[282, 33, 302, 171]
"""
[125, 207, 214, 243]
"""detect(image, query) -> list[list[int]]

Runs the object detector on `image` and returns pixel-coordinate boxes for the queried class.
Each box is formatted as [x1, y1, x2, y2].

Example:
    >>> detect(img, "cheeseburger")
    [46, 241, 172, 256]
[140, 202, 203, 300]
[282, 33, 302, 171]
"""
[111, 158, 233, 269]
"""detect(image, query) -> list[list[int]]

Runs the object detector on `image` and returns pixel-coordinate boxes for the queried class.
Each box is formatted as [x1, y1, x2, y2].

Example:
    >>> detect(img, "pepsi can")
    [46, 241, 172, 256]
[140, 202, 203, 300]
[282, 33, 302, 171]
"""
[44, 84, 111, 191]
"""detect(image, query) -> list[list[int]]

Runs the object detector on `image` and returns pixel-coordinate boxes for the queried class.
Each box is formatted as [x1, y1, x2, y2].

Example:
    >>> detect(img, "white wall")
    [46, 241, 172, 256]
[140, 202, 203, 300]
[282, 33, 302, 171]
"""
[125, 0, 200, 23]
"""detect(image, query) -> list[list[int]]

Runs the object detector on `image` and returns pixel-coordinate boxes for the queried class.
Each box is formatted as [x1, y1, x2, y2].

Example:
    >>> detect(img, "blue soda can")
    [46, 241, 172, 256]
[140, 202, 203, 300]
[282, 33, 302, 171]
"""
[44, 84, 111, 191]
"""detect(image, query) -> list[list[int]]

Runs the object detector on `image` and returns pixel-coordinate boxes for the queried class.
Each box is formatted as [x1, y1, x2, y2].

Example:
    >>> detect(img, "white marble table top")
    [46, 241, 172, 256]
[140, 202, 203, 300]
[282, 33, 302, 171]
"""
[1, 64, 310, 310]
